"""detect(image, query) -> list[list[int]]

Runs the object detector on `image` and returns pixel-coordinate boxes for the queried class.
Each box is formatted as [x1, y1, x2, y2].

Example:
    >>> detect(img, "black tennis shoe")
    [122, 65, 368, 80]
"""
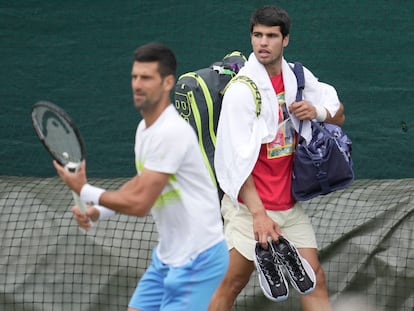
[253, 242, 289, 302]
[271, 237, 316, 295]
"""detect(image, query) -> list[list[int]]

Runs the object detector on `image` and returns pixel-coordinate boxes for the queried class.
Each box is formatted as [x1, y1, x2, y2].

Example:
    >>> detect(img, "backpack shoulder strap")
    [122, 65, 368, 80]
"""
[224, 75, 262, 117]
[289, 62, 306, 135]
[291, 62, 305, 102]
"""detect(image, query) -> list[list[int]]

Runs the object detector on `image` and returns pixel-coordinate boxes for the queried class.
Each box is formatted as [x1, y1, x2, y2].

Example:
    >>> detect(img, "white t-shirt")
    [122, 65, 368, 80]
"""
[134, 105, 224, 267]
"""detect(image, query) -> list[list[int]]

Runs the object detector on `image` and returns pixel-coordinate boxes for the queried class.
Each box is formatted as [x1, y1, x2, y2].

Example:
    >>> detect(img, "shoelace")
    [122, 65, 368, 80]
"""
[258, 253, 283, 286]
[277, 248, 306, 282]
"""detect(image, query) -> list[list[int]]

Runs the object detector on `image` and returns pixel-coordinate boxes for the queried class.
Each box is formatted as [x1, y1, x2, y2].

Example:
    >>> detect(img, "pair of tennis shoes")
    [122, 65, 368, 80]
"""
[253, 236, 316, 302]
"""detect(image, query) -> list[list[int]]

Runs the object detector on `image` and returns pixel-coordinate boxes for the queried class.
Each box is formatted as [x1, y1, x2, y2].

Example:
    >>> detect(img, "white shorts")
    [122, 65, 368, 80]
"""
[221, 195, 318, 261]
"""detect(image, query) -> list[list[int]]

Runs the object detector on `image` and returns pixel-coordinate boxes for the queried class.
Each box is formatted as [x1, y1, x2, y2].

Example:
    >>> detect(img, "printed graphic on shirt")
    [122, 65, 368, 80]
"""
[266, 90, 296, 158]
[135, 151, 181, 210]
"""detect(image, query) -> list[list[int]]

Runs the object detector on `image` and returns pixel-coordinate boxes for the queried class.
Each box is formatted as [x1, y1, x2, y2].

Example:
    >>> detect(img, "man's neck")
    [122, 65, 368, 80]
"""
[264, 61, 283, 77]
[141, 101, 170, 128]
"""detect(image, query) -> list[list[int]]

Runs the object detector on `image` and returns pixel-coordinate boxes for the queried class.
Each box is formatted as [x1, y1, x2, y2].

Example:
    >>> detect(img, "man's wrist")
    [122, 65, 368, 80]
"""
[94, 204, 116, 220]
[315, 105, 327, 122]
[80, 183, 105, 206]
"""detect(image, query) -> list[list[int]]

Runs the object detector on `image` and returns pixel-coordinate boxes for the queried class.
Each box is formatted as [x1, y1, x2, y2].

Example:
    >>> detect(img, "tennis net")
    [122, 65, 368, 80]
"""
[0, 176, 413, 310]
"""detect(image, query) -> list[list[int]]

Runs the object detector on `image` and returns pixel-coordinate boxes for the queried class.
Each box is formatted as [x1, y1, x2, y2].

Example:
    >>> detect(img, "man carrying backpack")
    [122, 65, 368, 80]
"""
[209, 5, 344, 311]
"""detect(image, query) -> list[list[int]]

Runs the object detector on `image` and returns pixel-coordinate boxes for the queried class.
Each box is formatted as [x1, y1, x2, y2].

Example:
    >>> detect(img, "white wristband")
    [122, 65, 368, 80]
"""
[315, 105, 327, 122]
[94, 204, 116, 220]
[80, 183, 105, 206]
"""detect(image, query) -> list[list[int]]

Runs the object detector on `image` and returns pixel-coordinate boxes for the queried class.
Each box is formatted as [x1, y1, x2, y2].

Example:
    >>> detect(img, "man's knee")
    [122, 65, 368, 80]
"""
[314, 263, 327, 289]
[218, 273, 249, 297]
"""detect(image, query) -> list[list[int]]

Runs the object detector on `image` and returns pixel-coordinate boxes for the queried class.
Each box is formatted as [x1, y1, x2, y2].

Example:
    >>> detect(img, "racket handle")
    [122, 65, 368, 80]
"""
[65, 162, 87, 213]
[72, 187, 96, 234]
[64, 163, 95, 233]
[72, 190, 87, 213]
[72, 190, 95, 233]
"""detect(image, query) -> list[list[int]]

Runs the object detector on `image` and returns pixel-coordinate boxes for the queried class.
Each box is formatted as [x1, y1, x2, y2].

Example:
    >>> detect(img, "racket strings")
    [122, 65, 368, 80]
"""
[32, 102, 85, 166]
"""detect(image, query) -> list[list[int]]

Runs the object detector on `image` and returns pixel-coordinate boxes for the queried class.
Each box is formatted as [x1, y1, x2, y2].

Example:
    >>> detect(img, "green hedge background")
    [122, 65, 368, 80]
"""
[1, 0, 413, 178]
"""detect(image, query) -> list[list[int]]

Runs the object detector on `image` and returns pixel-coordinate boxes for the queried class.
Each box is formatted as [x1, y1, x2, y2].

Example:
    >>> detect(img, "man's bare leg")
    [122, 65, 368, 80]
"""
[208, 248, 255, 311]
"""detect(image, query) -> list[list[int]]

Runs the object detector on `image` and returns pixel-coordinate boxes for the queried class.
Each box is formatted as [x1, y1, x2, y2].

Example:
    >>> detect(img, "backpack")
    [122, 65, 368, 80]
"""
[174, 51, 261, 199]
[290, 62, 354, 200]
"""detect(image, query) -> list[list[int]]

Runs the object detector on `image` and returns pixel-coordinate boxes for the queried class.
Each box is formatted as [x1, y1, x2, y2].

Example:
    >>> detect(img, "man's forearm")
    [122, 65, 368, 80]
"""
[325, 102, 345, 126]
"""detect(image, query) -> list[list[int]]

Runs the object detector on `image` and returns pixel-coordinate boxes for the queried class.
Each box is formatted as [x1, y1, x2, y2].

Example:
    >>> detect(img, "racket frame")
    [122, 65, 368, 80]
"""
[31, 101, 86, 167]
[31, 101, 87, 213]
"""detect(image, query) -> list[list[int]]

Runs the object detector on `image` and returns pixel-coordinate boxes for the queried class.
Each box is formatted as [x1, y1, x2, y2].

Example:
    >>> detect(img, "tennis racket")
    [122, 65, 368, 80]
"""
[31, 100, 87, 213]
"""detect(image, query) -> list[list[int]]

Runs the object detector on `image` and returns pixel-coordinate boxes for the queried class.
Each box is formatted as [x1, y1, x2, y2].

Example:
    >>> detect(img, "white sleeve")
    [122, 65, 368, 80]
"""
[318, 82, 340, 118]
[143, 121, 190, 175]
[302, 67, 340, 118]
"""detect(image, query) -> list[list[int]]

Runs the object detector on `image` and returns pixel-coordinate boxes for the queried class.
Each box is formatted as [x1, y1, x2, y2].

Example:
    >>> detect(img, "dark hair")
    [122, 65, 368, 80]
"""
[133, 42, 177, 78]
[250, 5, 290, 38]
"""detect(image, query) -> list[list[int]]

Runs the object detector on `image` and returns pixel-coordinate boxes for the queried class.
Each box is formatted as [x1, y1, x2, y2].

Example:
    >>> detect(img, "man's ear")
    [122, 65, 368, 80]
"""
[163, 74, 176, 92]
[283, 34, 290, 47]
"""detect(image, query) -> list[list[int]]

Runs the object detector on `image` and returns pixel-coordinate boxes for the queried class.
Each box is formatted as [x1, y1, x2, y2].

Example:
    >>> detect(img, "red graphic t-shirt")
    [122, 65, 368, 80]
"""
[252, 72, 296, 210]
